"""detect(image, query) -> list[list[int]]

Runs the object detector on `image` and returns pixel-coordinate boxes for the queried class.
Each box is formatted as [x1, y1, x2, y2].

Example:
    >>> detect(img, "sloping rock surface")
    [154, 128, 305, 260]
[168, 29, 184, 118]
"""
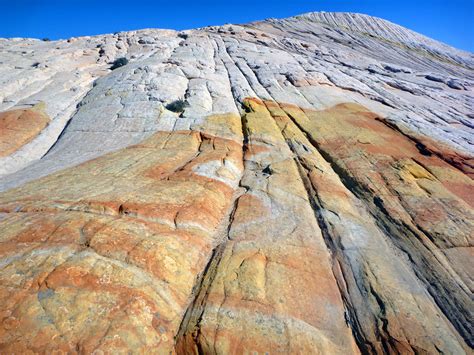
[0, 12, 472, 354]
[0, 103, 50, 157]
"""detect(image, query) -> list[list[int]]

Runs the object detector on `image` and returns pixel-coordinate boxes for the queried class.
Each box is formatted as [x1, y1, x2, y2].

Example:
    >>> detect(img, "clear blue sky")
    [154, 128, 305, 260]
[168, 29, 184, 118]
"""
[1, 0, 473, 52]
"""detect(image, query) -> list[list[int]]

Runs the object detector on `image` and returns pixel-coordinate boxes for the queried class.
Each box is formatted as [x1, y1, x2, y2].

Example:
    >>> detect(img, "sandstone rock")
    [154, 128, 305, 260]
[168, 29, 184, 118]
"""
[0, 103, 50, 157]
[0, 11, 472, 354]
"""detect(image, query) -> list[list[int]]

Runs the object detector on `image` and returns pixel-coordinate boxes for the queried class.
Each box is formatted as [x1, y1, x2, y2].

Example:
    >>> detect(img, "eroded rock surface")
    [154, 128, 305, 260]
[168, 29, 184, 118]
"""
[0, 11, 472, 354]
[0, 103, 50, 157]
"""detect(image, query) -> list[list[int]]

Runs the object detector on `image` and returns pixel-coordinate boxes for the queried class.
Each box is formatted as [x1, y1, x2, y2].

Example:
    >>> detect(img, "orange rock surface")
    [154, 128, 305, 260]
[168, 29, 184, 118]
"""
[1, 98, 471, 353]
[0, 104, 50, 157]
[0, 129, 244, 353]
[0, 11, 473, 353]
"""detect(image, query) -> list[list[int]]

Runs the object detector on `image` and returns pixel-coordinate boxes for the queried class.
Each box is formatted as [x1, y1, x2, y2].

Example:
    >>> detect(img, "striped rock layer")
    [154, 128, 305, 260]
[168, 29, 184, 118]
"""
[0, 12, 473, 354]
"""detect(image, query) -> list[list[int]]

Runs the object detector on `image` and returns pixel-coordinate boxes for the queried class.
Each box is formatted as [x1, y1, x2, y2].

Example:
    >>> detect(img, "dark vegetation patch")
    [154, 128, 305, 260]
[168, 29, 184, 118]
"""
[166, 99, 188, 113]
[110, 57, 129, 70]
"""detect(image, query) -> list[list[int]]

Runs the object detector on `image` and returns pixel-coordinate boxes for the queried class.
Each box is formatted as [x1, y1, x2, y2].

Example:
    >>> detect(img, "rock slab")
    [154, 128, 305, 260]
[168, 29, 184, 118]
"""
[0, 11, 472, 354]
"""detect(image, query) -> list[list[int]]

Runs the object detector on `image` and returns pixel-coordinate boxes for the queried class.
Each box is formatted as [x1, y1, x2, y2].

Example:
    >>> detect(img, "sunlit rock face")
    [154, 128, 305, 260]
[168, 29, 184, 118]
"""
[0, 12, 472, 354]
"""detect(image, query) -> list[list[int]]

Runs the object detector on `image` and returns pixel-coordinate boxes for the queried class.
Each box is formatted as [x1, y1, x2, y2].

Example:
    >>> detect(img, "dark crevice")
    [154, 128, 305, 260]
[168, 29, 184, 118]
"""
[415, 142, 433, 156]
[174, 103, 250, 352]
[284, 110, 473, 348]
[173, 185, 242, 353]
[174, 240, 228, 353]
[262, 165, 272, 176]
[293, 158, 373, 354]
[367, 282, 417, 355]
[280, 146, 372, 351]
[254, 97, 400, 352]
[375, 117, 473, 177]
[259, 100, 372, 353]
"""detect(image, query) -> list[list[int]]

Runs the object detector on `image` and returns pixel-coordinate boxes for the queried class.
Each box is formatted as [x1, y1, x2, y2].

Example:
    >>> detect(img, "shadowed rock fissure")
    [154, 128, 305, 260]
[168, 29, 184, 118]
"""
[284, 110, 473, 348]
[173, 188, 244, 352]
[292, 158, 372, 353]
[174, 241, 227, 354]
[267, 105, 378, 354]
[374, 117, 474, 178]
[174, 108, 250, 352]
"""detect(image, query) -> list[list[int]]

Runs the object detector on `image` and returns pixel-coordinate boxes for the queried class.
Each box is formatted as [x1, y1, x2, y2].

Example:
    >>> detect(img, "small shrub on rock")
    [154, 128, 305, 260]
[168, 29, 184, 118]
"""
[110, 57, 129, 70]
[166, 99, 188, 113]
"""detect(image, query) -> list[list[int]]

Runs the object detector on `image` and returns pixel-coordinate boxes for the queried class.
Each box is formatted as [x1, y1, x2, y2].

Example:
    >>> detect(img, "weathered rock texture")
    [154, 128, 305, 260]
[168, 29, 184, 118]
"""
[0, 12, 473, 354]
[0, 103, 50, 157]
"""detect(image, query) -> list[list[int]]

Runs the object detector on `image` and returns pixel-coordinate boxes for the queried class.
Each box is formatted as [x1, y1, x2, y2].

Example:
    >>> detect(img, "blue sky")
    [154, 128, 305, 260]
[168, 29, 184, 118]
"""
[1, 0, 473, 51]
